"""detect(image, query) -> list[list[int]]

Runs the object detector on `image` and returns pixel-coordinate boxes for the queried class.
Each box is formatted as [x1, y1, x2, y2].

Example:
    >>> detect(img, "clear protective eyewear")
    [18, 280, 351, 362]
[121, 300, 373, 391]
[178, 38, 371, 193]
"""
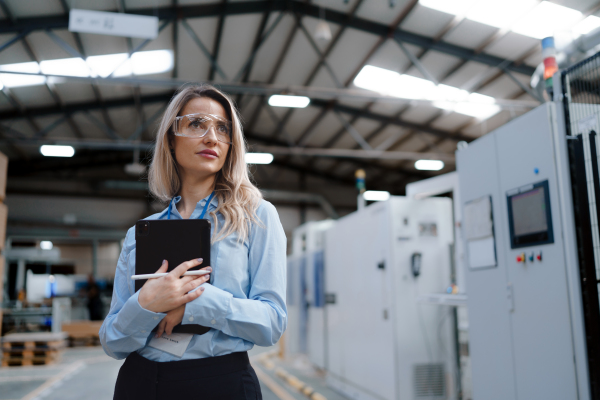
[173, 113, 233, 144]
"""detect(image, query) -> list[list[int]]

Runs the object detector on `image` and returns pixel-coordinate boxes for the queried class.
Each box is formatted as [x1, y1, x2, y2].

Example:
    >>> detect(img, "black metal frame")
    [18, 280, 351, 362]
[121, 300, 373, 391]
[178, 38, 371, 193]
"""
[561, 55, 600, 399]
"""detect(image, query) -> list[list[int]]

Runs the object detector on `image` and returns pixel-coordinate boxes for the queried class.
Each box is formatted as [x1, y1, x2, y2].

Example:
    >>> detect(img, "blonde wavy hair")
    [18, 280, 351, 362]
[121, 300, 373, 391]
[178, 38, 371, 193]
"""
[148, 84, 263, 242]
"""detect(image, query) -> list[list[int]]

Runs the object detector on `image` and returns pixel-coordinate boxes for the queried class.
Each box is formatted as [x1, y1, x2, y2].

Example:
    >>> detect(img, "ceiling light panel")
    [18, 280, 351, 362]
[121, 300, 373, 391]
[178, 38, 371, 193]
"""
[268, 95, 310, 108]
[40, 145, 75, 157]
[415, 160, 444, 171]
[245, 153, 274, 164]
[363, 190, 390, 201]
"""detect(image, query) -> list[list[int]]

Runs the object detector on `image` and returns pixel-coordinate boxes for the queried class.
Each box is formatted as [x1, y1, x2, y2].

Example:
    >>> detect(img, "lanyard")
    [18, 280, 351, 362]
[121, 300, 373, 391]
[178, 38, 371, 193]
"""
[167, 191, 215, 220]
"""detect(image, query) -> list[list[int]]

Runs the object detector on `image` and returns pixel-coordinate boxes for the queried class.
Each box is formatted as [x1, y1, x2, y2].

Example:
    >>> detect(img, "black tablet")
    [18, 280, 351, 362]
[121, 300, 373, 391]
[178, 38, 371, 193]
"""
[135, 218, 212, 335]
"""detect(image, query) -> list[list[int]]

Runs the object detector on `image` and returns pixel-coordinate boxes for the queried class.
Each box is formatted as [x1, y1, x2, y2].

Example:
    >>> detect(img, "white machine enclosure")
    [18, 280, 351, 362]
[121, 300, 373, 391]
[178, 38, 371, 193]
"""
[325, 196, 456, 400]
[456, 103, 585, 400]
[286, 220, 335, 367]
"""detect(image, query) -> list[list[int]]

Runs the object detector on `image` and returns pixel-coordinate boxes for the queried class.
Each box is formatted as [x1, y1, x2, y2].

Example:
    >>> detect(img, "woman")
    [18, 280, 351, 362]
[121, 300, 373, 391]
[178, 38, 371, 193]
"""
[100, 85, 287, 399]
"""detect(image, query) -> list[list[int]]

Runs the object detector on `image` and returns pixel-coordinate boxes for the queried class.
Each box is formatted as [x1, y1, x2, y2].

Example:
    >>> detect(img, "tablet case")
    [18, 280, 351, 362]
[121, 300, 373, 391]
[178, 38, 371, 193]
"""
[135, 219, 212, 335]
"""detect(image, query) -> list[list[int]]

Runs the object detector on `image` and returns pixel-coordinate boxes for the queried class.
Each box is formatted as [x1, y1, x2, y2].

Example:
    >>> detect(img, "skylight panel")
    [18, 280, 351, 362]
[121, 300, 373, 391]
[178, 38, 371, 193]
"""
[0, 61, 46, 87]
[354, 65, 403, 96]
[573, 15, 600, 36]
[86, 53, 129, 78]
[130, 50, 174, 76]
[354, 65, 501, 120]
[511, 1, 583, 39]
[354, 66, 439, 100]
[455, 93, 500, 119]
[40, 57, 90, 77]
[419, 0, 478, 16]
[466, 0, 537, 29]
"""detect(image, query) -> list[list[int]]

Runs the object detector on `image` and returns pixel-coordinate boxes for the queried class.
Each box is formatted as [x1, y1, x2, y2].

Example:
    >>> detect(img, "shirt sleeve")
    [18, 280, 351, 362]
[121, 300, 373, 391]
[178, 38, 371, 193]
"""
[99, 227, 167, 360]
[182, 201, 288, 346]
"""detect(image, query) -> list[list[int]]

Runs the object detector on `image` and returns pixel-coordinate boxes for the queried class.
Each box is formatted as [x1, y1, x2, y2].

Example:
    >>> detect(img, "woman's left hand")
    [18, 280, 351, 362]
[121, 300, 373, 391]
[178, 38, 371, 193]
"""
[155, 305, 185, 337]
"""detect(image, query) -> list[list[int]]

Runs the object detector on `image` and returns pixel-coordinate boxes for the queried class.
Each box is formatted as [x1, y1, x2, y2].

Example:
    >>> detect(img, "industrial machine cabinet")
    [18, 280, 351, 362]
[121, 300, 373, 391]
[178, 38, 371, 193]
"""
[324, 197, 457, 400]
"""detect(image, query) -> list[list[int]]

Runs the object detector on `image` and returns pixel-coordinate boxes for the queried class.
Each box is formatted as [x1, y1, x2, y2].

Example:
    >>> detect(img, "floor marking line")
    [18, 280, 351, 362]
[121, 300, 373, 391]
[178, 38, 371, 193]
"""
[20, 361, 86, 400]
[252, 363, 298, 400]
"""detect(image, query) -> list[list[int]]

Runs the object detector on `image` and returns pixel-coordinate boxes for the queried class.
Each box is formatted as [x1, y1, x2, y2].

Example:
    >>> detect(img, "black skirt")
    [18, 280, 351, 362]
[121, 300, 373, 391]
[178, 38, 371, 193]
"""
[113, 351, 262, 400]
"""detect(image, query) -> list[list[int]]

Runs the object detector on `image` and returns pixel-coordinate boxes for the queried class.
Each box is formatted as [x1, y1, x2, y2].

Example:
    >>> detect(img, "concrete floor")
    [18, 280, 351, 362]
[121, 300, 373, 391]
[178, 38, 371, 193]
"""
[0, 346, 347, 400]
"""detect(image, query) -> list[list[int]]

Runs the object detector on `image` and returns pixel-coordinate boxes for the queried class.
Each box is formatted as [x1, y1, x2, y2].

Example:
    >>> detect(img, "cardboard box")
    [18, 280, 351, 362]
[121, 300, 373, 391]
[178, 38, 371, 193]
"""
[62, 320, 103, 339]
[0, 151, 7, 201]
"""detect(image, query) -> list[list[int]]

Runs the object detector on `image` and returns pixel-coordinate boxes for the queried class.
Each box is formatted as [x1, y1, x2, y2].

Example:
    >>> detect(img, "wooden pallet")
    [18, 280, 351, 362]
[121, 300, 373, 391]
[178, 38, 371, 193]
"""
[2, 355, 59, 367]
[68, 336, 101, 347]
[1, 332, 66, 367]
[2, 339, 66, 351]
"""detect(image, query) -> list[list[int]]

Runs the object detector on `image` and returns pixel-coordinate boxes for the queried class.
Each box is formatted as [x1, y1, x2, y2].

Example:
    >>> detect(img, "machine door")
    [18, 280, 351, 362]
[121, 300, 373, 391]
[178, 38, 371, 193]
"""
[324, 203, 396, 400]
[457, 133, 517, 400]
[495, 105, 577, 400]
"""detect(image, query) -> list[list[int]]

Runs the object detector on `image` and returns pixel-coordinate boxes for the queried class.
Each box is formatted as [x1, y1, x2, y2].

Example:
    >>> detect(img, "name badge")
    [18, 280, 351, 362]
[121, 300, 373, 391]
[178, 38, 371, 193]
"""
[148, 333, 193, 357]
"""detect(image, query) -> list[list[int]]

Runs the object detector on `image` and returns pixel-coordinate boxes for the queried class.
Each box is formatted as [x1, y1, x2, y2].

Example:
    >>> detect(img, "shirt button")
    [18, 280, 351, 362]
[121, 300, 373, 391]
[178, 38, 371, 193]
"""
[188, 317, 194, 322]
[211, 319, 216, 324]
[141, 330, 146, 333]
[153, 316, 158, 320]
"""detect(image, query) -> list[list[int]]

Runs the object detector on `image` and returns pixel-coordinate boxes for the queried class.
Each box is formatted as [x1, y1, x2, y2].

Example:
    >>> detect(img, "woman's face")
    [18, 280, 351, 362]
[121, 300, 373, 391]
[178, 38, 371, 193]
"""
[171, 97, 231, 180]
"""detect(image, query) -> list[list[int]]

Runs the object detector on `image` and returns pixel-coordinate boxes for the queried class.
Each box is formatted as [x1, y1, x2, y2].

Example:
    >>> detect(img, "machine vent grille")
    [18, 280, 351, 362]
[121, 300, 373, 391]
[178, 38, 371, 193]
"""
[413, 363, 445, 398]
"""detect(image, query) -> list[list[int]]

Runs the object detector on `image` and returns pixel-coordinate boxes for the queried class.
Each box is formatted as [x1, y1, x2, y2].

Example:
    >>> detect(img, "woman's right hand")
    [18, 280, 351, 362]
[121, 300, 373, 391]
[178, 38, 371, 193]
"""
[138, 258, 211, 313]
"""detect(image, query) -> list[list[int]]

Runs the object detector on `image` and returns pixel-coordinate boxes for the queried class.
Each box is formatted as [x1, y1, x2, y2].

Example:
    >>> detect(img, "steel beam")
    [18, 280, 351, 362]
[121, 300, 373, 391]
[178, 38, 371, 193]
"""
[181, 19, 229, 80]
[0, 91, 481, 142]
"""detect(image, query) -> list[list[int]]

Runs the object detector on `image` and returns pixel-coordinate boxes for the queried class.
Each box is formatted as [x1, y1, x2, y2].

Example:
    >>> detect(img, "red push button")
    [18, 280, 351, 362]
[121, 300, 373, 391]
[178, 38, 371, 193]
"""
[537, 252, 542, 261]
[516, 253, 525, 263]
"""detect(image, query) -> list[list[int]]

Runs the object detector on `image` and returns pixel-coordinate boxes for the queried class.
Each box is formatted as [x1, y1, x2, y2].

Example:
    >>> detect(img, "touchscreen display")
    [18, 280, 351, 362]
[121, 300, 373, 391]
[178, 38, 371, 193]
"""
[511, 187, 548, 236]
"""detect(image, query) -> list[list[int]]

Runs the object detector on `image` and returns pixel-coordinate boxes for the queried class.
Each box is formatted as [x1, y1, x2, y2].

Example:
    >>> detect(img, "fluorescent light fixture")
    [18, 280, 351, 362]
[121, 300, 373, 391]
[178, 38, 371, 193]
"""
[268, 95, 310, 108]
[512, 1, 582, 39]
[245, 153, 274, 164]
[355, 65, 501, 120]
[40, 241, 53, 250]
[0, 61, 46, 87]
[466, 0, 537, 29]
[363, 190, 390, 201]
[419, 0, 477, 16]
[574, 15, 600, 36]
[40, 145, 75, 157]
[40, 57, 90, 77]
[415, 159, 444, 171]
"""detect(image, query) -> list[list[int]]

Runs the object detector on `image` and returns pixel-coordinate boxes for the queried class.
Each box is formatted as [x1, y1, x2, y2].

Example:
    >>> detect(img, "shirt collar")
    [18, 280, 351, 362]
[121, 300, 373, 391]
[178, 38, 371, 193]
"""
[158, 193, 217, 219]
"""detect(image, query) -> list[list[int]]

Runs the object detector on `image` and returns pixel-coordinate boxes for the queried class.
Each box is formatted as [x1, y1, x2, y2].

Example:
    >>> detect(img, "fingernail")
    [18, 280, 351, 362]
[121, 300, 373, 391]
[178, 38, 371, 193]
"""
[162, 259, 167, 265]
[206, 267, 212, 272]
[200, 287, 205, 292]
[197, 258, 203, 263]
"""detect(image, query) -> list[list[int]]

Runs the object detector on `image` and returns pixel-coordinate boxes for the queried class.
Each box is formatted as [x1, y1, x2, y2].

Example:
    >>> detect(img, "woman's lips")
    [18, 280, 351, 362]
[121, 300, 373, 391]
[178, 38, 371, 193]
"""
[197, 149, 218, 159]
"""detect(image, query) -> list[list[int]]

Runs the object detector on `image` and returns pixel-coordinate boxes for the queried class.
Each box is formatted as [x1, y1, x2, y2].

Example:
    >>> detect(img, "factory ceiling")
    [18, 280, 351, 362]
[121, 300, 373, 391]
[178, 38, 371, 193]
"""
[0, 0, 597, 221]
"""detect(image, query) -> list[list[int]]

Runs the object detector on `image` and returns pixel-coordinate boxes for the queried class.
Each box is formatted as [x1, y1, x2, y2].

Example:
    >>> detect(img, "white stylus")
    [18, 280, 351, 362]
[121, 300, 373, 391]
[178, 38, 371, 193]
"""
[131, 270, 211, 280]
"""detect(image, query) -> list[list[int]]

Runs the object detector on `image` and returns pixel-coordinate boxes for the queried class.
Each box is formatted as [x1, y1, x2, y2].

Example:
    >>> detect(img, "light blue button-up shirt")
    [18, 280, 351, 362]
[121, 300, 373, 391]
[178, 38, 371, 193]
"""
[99, 194, 287, 361]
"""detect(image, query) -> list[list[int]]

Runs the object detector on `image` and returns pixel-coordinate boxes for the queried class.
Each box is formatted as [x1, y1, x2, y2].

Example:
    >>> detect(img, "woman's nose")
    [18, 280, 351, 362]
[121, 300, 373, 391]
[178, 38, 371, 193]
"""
[202, 126, 218, 143]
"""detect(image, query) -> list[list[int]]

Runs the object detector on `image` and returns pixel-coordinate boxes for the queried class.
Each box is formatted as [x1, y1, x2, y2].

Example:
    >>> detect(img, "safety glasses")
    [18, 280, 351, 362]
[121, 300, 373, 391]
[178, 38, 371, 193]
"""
[173, 113, 233, 144]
